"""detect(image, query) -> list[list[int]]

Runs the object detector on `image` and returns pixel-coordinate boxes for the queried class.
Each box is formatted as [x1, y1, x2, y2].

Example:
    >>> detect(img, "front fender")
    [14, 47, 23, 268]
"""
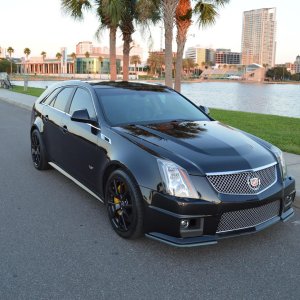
[32, 116, 44, 133]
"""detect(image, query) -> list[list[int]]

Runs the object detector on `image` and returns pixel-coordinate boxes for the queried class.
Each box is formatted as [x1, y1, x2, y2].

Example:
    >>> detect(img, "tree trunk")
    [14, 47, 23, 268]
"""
[123, 32, 131, 81]
[162, 0, 178, 88]
[175, 0, 192, 92]
[110, 26, 117, 81]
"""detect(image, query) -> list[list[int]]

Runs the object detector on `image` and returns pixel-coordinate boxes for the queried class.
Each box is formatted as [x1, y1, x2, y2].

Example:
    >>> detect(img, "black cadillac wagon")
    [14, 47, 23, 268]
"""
[30, 81, 296, 247]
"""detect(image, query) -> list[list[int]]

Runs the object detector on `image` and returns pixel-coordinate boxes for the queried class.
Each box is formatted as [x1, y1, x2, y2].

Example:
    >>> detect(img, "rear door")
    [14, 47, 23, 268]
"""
[42, 87, 74, 165]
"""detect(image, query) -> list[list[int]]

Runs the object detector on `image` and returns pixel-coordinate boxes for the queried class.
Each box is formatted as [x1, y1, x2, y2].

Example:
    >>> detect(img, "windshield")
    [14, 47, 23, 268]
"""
[95, 86, 210, 126]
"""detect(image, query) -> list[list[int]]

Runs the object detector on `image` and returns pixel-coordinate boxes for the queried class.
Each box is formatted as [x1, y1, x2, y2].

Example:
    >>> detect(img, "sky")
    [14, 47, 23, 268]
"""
[1, 0, 299, 63]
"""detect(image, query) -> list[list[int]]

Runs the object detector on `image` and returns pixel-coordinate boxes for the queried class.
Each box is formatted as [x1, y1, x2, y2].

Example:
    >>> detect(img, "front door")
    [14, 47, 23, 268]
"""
[62, 87, 106, 192]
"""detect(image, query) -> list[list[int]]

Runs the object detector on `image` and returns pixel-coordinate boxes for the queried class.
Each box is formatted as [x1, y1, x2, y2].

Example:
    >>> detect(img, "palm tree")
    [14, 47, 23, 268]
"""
[24, 48, 31, 73]
[97, 0, 125, 80]
[41, 51, 46, 60]
[62, 0, 116, 80]
[24, 48, 31, 59]
[56, 52, 62, 74]
[62, 0, 158, 81]
[7, 47, 14, 74]
[56, 52, 62, 60]
[71, 52, 76, 60]
[98, 56, 103, 78]
[174, 0, 230, 91]
[130, 55, 141, 75]
[161, 0, 178, 87]
[71, 52, 76, 75]
[147, 52, 165, 77]
[41, 51, 46, 73]
[174, 0, 192, 91]
[119, 0, 135, 81]
[147, 52, 158, 76]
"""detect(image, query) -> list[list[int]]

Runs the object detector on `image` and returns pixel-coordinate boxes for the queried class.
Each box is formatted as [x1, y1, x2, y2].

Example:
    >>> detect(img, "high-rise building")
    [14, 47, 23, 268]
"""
[295, 55, 300, 73]
[76, 41, 93, 55]
[241, 8, 277, 67]
[216, 49, 241, 65]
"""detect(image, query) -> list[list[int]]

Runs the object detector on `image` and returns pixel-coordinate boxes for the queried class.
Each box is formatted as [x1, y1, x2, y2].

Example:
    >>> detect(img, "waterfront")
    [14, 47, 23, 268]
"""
[11, 80, 300, 118]
[182, 82, 300, 118]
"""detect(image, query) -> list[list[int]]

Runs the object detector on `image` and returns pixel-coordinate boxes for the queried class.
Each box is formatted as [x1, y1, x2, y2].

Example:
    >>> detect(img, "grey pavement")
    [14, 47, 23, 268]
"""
[0, 86, 299, 207]
[0, 99, 300, 299]
[0, 88, 37, 110]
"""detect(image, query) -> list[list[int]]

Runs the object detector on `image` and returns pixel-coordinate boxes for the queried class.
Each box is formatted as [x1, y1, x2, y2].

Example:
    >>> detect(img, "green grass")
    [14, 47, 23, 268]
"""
[210, 109, 300, 155]
[11, 85, 45, 97]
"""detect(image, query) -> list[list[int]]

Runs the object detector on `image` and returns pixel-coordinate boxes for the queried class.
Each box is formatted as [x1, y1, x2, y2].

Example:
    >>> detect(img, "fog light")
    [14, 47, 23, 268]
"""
[180, 219, 190, 229]
[284, 192, 295, 207]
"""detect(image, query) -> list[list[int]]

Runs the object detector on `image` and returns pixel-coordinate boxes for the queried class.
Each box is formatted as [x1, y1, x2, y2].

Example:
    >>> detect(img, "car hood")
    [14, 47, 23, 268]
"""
[114, 120, 276, 175]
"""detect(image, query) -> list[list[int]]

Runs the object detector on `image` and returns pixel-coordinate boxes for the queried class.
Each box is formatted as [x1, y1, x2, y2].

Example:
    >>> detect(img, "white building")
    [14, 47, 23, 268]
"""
[0, 47, 6, 58]
[241, 8, 277, 67]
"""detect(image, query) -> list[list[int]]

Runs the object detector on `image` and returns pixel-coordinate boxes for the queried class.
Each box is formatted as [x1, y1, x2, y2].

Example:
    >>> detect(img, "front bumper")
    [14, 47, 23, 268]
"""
[141, 176, 296, 247]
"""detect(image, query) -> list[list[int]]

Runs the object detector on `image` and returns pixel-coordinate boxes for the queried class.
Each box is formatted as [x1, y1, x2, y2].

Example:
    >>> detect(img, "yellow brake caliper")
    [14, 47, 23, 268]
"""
[114, 184, 122, 215]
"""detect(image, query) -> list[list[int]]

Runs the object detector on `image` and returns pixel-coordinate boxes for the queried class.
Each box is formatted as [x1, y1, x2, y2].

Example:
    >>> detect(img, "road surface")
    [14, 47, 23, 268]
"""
[0, 101, 299, 299]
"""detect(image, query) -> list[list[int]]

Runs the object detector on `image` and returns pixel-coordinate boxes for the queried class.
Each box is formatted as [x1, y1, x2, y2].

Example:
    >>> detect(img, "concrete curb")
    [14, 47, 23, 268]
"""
[0, 96, 32, 111]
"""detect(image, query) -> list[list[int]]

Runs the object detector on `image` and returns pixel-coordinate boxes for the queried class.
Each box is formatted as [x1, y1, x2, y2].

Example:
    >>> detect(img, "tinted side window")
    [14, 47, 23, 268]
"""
[69, 88, 96, 119]
[52, 88, 74, 112]
[43, 88, 62, 105]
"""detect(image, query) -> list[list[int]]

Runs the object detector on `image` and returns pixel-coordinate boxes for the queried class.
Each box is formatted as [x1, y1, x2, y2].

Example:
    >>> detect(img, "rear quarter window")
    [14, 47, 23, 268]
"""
[52, 87, 74, 112]
[41, 88, 62, 105]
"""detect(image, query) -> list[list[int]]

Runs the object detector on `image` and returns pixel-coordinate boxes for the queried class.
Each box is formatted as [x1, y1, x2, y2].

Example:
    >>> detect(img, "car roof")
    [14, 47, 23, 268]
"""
[89, 81, 168, 91]
[45, 80, 170, 94]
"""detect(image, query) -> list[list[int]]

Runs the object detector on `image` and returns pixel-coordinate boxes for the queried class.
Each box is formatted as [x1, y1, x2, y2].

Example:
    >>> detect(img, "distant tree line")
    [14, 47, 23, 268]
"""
[266, 67, 300, 81]
[0, 59, 17, 73]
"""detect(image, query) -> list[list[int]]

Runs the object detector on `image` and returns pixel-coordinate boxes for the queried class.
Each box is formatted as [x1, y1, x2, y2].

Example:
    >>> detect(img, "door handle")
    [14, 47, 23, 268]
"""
[62, 125, 68, 134]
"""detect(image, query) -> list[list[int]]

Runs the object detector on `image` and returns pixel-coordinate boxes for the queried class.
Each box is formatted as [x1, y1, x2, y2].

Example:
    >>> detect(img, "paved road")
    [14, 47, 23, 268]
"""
[0, 101, 300, 300]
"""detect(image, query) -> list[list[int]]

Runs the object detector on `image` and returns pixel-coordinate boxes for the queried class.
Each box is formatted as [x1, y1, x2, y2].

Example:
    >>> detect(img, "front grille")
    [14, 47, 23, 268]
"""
[216, 200, 280, 233]
[206, 164, 277, 195]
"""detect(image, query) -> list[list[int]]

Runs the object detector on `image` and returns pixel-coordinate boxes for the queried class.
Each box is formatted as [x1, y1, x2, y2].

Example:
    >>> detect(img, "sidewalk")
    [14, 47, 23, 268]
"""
[0, 88, 37, 110]
[0, 88, 299, 208]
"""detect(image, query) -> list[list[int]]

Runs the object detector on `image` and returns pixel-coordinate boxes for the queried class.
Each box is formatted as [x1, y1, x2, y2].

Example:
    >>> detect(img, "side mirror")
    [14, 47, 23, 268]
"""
[71, 109, 97, 125]
[199, 105, 210, 115]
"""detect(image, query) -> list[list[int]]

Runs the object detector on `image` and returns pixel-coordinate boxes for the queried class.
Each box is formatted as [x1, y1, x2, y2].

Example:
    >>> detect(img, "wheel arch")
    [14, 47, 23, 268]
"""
[31, 116, 44, 134]
[101, 161, 141, 201]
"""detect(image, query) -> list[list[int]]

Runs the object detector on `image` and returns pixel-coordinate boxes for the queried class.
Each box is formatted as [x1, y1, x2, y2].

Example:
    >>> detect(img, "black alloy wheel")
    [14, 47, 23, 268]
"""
[105, 169, 144, 239]
[31, 129, 48, 170]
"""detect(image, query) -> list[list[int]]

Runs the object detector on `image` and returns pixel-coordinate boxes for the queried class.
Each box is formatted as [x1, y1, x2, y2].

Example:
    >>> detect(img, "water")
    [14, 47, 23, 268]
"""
[181, 82, 300, 118]
[11, 80, 300, 118]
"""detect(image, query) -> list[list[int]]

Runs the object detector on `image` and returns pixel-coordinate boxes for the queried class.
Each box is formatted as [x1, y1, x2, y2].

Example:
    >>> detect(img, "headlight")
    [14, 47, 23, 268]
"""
[157, 159, 198, 199]
[271, 146, 287, 180]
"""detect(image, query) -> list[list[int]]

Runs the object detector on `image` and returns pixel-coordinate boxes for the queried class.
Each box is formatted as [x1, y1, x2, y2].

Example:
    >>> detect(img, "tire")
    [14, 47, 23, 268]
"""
[105, 169, 144, 239]
[31, 129, 49, 170]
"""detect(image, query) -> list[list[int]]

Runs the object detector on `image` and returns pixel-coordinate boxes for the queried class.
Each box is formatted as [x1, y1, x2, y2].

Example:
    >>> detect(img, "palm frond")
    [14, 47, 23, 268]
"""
[194, 2, 218, 27]
[213, 0, 230, 7]
[61, 0, 93, 20]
